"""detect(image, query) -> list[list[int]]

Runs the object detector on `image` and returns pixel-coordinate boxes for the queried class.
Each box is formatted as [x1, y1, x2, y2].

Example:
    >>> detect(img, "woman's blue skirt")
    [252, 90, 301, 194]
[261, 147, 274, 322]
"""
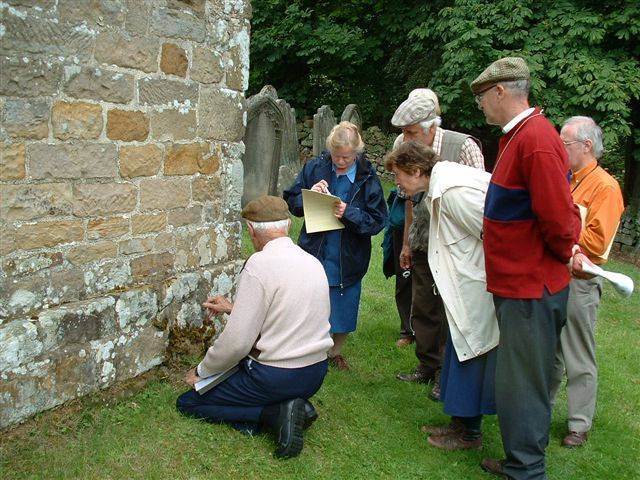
[328, 281, 362, 334]
[440, 334, 497, 417]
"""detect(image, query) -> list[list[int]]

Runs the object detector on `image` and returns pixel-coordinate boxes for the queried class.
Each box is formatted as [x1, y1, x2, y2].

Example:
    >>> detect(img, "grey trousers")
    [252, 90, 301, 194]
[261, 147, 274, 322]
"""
[551, 277, 602, 433]
[493, 287, 569, 480]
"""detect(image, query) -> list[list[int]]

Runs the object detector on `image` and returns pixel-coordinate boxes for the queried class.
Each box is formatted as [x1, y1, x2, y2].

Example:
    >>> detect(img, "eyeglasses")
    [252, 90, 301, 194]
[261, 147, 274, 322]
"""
[474, 85, 496, 106]
[562, 140, 585, 146]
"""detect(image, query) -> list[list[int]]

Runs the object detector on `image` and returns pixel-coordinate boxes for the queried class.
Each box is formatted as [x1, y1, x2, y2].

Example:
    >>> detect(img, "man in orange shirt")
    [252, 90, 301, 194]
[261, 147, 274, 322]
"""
[552, 116, 625, 447]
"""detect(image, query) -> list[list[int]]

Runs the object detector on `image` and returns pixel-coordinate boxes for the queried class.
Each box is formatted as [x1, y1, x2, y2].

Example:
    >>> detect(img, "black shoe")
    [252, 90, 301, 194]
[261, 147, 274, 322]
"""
[396, 369, 435, 384]
[270, 398, 306, 459]
[303, 400, 318, 429]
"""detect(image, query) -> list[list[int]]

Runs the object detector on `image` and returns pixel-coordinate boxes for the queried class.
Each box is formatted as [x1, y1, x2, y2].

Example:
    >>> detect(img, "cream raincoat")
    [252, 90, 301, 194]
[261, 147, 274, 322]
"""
[426, 161, 499, 361]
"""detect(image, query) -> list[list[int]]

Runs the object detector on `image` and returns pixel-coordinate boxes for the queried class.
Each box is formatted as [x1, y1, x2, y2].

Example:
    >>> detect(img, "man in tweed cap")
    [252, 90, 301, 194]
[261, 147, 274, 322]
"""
[391, 88, 485, 403]
[472, 57, 582, 480]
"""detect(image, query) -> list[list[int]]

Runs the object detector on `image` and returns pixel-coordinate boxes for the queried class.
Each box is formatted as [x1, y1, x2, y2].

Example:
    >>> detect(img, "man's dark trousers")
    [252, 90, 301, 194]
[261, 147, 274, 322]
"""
[176, 358, 327, 433]
[493, 287, 569, 480]
[410, 250, 446, 376]
[392, 228, 413, 338]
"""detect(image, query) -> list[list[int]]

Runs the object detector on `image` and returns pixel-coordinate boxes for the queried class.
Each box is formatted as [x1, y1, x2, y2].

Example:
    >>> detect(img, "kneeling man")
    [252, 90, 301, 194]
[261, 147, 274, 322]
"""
[176, 196, 333, 459]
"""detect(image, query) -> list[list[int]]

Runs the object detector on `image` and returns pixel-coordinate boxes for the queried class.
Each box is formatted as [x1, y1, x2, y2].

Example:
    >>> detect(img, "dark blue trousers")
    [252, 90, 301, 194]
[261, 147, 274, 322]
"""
[493, 287, 569, 480]
[176, 358, 328, 433]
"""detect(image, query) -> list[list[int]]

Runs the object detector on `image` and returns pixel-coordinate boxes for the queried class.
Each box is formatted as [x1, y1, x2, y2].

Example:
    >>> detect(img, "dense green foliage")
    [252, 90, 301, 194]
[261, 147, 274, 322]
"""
[249, 0, 639, 181]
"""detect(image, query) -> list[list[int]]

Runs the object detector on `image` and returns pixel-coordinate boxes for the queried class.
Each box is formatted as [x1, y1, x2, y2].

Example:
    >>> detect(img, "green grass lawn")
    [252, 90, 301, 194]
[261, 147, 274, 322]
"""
[2, 213, 639, 480]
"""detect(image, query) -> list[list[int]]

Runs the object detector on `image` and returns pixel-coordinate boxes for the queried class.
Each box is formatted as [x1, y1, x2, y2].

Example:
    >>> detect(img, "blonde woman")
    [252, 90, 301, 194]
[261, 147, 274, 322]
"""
[284, 121, 388, 370]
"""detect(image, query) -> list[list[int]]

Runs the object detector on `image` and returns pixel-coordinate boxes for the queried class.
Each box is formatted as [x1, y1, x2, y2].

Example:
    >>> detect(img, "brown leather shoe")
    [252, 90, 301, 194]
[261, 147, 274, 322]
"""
[420, 419, 464, 436]
[428, 382, 441, 402]
[562, 431, 588, 448]
[329, 355, 350, 371]
[480, 458, 508, 478]
[395, 336, 415, 348]
[427, 432, 482, 450]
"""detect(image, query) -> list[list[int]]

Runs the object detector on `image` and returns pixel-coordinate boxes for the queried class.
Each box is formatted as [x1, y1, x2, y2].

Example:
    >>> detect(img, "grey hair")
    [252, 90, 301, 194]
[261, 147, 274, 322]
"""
[501, 79, 530, 97]
[326, 121, 365, 153]
[246, 219, 290, 233]
[419, 116, 442, 135]
[563, 116, 604, 159]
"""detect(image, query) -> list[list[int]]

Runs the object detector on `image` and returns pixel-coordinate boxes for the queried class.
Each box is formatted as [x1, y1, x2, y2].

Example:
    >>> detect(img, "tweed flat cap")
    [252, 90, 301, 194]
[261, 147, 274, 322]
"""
[408, 88, 441, 115]
[470, 57, 530, 95]
[241, 195, 290, 222]
[391, 95, 438, 128]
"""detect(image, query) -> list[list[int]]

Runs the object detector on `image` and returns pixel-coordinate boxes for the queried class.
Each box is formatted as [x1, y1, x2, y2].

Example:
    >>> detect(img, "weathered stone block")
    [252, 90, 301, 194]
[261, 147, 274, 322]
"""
[167, 0, 206, 14]
[118, 237, 156, 255]
[160, 43, 188, 77]
[154, 231, 175, 252]
[38, 297, 117, 353]
[0, 320, 42, 373]
[67, 241, 118, 266]
[0, 227, 16, 257]
[139, 178, 191, 210]
[3, 252, 63, 277]
[192, 175, 223, 203]
[150, 8, 206, 42]
[58, 0, 126, 28]
[131, 213, 167, 235]
[52, 101, 103, 140]
[138, 78, 198, 108]
[119, 144, 162, 178]
[84, 259, 132, 296]
[225, 38, 249, 91]
[0, 142, 26, 180]
[165, 143, 219, 175]
[1, 183, 73, 222]
[149, 109, 197, 141]
[63, 66, 134, 104]
[87, 216, 130, 240]
[95, 30, 158, 73]
[191, 46, 223, 84]
[175, 228, 213, 270]
[106, 109, 149, 142]
[130, 252, 175, 281]
[0, 57, 61, 97]
[115, 288, 158, 331]
[124, 0, 150, 35]
[198, 87, 245, 141]
[73, 183, 137, 217]
[2, 98, 50, 139]
[0, 17, 95, 59]
[28, 143, 117, 179]
[168, 206, 202, 227]
[15, 220, 84, 250]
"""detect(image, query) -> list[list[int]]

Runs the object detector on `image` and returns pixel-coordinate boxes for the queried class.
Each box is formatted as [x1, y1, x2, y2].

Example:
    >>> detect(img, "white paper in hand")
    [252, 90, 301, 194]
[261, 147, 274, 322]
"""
[302, 189, 345, 234]
[195, 365, 239, 395]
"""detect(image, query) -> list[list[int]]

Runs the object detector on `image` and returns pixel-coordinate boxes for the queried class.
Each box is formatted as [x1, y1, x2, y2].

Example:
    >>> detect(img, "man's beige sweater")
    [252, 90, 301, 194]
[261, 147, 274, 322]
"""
[198, 236, 333, 378]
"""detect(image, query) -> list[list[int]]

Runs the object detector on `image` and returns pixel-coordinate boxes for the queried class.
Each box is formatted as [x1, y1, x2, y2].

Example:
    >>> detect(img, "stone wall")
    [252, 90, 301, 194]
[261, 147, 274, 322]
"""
[0, 0, 251, 428]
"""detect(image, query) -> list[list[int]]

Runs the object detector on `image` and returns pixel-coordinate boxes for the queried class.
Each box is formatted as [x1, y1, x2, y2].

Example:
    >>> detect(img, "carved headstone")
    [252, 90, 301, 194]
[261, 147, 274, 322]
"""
[341, 104, 362, 131]
[276, 97, 300, 193]
[242, 86, 284, 206]
[312, 105, 336, 157]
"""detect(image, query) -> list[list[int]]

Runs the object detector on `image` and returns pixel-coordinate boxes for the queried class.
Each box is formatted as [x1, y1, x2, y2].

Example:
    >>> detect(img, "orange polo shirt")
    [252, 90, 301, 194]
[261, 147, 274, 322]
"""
[571, 159, 624, 264]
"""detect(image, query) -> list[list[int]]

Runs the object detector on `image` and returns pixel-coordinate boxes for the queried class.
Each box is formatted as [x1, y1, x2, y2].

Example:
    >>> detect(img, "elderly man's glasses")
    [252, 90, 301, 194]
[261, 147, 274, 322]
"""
[474, 85, 496, 106]
[562, 140, 585, 146]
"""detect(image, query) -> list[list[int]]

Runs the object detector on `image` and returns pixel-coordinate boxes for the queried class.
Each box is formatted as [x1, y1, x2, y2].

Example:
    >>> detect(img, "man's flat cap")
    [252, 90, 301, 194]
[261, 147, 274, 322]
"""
[391, 95, 438, 128]
[470, 56, 530, 95]
[241, 195, 290, 222]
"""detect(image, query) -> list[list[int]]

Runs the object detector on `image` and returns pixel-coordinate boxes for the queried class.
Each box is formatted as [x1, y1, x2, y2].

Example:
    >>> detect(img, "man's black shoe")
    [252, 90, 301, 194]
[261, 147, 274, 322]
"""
[270, 398, 306, 459]
[396, 370, 435, 384]
[303, 400, 318, 429]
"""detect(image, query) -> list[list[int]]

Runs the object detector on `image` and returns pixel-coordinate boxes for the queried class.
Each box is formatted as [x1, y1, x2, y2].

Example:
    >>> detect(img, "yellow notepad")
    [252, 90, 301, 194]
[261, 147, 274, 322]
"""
[302, 189, 345, 234]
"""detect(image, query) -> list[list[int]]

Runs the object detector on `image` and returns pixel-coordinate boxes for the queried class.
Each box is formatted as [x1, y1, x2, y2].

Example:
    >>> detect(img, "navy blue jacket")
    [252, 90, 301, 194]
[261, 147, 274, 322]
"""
[283, 151, 388, 286]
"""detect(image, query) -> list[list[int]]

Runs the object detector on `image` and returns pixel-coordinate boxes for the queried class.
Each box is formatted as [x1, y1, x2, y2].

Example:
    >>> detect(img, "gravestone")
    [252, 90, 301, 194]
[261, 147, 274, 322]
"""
[242, 86, 284, 206]
[341, 104, 362, 131]
[312, 105, 336, 156]
[276, 96, 300, 193]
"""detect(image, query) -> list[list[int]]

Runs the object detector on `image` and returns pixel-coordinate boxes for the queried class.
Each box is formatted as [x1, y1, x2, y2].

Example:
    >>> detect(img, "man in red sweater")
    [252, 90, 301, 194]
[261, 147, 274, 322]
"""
[471, 57, 582, 480]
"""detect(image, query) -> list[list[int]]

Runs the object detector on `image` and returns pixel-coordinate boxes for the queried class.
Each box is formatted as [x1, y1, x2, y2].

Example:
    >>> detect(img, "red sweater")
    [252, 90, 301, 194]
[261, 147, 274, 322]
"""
[483, 108, 581, 299]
